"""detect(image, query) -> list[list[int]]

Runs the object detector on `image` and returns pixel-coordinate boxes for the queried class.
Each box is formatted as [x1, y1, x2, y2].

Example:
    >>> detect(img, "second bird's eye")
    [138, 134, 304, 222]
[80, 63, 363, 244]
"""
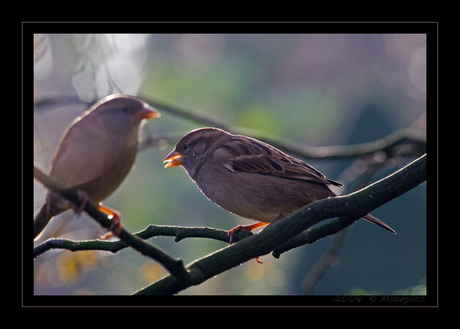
[183, 142, 189, 150]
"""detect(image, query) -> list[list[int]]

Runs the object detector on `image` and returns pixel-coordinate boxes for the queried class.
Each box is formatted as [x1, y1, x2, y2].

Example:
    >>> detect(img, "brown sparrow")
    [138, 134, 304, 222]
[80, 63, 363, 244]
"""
[164, 127, 396, 243]
[34, 94, 161, 239]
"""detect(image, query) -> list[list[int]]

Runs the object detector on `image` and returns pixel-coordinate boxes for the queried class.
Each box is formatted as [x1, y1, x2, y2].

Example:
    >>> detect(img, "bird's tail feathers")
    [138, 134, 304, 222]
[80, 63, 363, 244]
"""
[362, 213, 396, 235]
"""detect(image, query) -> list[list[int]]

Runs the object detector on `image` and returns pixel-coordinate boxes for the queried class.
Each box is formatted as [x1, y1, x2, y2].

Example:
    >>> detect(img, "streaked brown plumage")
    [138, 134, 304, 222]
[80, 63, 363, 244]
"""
[34, 94, 160, 239]
[164, 127, 395, 242]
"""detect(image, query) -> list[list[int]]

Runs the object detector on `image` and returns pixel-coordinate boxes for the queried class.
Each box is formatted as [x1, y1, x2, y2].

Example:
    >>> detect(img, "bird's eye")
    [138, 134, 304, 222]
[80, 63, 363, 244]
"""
[120, 106, 131, 114]
[183, 142, 189, 151]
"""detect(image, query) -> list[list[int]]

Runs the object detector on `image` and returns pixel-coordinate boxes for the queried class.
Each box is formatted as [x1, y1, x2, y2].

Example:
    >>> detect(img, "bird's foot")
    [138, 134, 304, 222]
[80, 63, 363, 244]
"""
[255, 257, 263, 264]
[97, 203, 123, 239]
[227, 222, 269, 264]
[227, 222, 269, 244]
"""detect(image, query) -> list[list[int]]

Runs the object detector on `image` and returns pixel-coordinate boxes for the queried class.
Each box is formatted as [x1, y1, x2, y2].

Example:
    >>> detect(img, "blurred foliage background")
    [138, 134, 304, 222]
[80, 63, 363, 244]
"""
[33, 33, 426, 295]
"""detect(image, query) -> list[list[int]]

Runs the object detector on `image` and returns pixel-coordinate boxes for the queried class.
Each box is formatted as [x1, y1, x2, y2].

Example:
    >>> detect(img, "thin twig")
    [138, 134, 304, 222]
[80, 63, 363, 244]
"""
[139, 96, 426, 160]
[301, 229, 348, 293]
[34, 224, 253, 258]
[35, 95, 426, 161]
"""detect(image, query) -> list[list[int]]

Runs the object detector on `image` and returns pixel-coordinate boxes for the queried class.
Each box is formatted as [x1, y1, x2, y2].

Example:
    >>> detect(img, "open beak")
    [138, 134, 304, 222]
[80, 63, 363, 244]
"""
[164, 150, 183, 168]
[141, 104, 161, 120]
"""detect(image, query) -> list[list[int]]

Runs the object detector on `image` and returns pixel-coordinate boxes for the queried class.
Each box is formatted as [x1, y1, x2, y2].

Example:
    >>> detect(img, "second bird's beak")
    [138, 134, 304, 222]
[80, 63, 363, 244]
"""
[141, 104, 161, 120]
[164, 150, 183, 168]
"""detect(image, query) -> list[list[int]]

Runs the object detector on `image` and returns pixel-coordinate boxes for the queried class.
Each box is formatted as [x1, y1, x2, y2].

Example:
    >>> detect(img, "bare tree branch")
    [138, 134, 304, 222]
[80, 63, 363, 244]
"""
[297, 157, 387, 294]
[271, 154, 426, 258]
[139, 96, 426, 160]
[34, 225, 253, 258]
[235, 127, 426, 161]
[33, 166, 189, 281]
[301, 229, 348, 293]
[34, 95, 426, 161]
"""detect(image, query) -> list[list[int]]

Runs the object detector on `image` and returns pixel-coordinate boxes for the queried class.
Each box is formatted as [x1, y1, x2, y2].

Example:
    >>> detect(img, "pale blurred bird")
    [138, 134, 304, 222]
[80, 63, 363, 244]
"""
[34, 94, 160, 239]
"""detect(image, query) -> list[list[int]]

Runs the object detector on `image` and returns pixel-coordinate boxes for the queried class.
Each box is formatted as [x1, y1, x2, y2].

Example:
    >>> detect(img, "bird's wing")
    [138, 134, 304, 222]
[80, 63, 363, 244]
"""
[49, 117, 121, 188]
[219, 136, 343, 187]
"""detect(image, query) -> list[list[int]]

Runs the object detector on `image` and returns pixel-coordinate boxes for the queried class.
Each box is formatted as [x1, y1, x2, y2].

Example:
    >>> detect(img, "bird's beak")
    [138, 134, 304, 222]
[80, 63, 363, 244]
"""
[164, 150, 183, 168]
[141, 104, 161, 120]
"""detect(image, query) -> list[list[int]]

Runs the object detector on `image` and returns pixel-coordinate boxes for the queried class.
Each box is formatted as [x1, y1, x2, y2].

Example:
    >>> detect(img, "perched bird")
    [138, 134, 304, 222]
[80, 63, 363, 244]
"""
[164, 127, 396, 244]
[34, 94, 161, 239]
